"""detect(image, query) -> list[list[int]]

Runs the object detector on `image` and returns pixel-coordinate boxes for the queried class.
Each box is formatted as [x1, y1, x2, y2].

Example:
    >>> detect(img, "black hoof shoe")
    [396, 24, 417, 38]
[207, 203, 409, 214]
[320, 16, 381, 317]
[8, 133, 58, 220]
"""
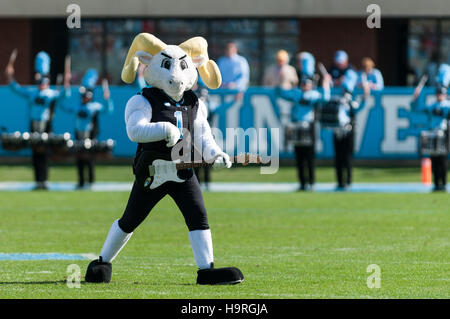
[85, 258, 112, 283]
[197, 267, 244, 285]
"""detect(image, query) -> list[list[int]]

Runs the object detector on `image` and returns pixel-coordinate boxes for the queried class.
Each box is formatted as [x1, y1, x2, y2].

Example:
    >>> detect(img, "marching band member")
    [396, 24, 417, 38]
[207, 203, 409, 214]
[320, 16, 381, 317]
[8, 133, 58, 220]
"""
[328, 69, 368, 190]
[61, 69, 114, 189]
[85, 34, 243, 285]
[4, 50, 70, 190]
[329, 50, 354, 87]
[411, 64, 450, 191]
[278, 52, 331, 191]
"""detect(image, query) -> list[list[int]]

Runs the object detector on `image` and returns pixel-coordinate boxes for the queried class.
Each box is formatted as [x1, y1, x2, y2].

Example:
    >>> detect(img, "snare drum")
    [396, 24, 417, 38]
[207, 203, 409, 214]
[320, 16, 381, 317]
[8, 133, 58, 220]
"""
[1, 131, 72, 153]
[0, 131, 28, 151]
[284, 121, 314, 147]
[68, 138, 115, 155]
[47, 132, 72, 154]
[318, 100, 341, 128]
[420, 130, 448, 156]
[334, 123, 353, 140]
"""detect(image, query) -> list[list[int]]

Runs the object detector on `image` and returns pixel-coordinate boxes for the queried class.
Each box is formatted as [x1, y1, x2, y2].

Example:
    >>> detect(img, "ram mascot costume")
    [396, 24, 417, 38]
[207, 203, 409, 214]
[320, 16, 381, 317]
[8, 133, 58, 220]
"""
[85, 33, 244, 285]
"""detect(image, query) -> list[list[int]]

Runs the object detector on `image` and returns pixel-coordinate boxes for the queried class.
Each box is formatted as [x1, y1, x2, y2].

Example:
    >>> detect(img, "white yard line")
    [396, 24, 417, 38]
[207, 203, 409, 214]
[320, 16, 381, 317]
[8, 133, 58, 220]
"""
[0, 181, 443, 193]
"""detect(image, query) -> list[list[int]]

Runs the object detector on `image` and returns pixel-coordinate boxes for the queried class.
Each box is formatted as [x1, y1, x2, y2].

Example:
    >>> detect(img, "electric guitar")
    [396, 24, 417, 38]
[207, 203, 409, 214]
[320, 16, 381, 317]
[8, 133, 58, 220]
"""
[134, 151, 262, 190]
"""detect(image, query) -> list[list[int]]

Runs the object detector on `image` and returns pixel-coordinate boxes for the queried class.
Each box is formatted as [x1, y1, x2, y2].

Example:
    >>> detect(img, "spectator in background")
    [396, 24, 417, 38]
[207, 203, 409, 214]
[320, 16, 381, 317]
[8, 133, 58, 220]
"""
[358, 57, 384, 92]
[263, 50, 298, 89]
[217, 42, 250, 97]
[329, 50, 353, 87]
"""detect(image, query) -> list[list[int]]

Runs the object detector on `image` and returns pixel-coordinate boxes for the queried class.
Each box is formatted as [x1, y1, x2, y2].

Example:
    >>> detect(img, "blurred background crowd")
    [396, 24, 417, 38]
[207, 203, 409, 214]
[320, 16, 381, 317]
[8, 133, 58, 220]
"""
[1, 15, 449, 88]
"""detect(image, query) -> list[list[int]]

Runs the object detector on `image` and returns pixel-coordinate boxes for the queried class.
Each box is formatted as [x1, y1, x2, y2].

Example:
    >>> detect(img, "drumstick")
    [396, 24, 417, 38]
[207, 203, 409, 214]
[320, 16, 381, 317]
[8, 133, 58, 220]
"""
[413, 75, 428, 99]
[361, 72, 371, 96]
[318, 62, 328, 76]
[361, 72, 368, 85]
[318, 62, 333, 88]
[64, 55, 71, 75]
[8, 49, 18, 66]
[416, 74, 428, 92]
[102, 78, 110, 100]
[102, 78, 109, 92]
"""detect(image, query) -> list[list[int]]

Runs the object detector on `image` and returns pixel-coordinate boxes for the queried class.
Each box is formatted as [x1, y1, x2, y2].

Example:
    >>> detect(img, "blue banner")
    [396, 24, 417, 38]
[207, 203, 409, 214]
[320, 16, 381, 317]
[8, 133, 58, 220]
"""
[0, 85, 441, 159]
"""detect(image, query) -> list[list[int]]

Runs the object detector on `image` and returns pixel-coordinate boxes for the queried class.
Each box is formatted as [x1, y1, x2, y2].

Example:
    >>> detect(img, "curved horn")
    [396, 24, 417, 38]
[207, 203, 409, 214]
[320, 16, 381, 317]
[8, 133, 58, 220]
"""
[179, 37, 222, 89]
[121, 33, 167, 84]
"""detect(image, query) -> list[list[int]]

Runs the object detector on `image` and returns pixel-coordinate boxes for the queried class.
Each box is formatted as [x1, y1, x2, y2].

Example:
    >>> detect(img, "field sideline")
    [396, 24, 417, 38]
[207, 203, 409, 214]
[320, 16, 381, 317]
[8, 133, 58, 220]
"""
[0, 191, 448, 299]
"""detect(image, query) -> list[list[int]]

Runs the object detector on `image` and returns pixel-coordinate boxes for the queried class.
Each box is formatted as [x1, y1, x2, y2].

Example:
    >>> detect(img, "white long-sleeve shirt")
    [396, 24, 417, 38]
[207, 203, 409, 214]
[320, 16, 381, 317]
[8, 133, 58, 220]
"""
[124, 94, 222, 161]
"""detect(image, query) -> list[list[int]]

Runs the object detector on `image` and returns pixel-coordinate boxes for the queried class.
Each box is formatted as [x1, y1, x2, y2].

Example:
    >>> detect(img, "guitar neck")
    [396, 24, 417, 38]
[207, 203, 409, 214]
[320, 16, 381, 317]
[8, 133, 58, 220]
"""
[175, 154, 262, 171]
[176, 161, 210, 170]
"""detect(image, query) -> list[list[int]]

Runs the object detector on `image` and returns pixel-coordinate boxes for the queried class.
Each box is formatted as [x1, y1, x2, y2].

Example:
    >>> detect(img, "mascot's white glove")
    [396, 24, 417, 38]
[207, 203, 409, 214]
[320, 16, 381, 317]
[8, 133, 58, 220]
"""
[212, 152, 232, 169]
[165, 122, 181, 147]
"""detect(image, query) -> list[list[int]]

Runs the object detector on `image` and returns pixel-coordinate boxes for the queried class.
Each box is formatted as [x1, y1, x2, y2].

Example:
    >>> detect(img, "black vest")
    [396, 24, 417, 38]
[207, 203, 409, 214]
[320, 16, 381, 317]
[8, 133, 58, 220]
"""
[136, 87, 199, 157]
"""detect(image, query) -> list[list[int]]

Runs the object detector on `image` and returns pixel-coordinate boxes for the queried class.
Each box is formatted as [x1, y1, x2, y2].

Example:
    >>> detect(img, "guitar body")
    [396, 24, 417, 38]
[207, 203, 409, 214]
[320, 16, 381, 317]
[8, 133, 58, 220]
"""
[149, 159, 185, 189]
[133, 150, 261, 190]
[133, 150, 188, 190]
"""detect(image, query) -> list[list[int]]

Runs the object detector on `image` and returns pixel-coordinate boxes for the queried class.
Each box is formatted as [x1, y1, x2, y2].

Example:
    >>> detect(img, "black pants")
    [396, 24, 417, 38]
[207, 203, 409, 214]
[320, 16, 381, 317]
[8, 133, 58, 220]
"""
[431, 155, 448, 188]
[294, 145, 315, 186]
[31, 149, 49, 183]
[75, 131, 95, 187]
[30, 121, 50, 183]
[118, 174, 209, 233]
[76, 156, 95, 187]
[333, 129, 354, 187]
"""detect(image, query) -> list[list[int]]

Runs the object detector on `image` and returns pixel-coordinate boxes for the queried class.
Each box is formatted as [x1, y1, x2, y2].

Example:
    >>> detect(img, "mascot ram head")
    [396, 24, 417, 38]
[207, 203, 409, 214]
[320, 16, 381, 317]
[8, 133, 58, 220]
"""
[121, 33, 221, 101]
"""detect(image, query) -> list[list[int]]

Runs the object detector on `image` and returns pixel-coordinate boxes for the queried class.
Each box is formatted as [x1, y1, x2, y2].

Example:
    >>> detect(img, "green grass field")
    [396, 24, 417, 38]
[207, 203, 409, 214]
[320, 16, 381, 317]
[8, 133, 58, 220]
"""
[0, 164, 424, 183]
[0, 189, 448, 298]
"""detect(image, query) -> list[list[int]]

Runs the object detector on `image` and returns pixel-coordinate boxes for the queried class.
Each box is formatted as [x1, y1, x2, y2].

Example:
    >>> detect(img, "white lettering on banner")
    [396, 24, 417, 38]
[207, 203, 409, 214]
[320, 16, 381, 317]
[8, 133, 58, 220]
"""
[226, 96, 242, 130]
[381, 95, 417, 153]
[354, 95, 375, 153]
[207, 94, 221, 129]
[251, 95, 282, 153]
[276, 97, 293, 153]
[425, 95, 437, 108]
[276, 97, 293, 126]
